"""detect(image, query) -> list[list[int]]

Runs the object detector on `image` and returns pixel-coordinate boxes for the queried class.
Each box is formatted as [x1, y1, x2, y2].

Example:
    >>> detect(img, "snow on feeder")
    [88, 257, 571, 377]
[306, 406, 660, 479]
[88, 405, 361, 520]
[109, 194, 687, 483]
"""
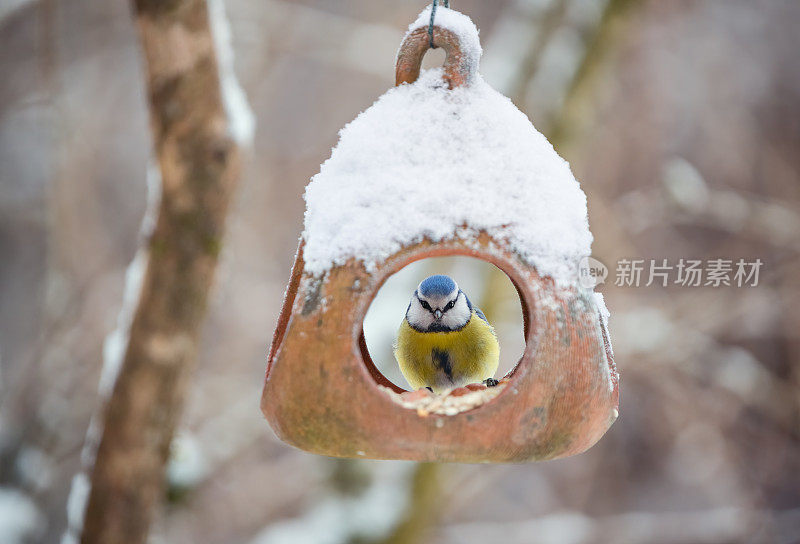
[262, 6, 618, 462]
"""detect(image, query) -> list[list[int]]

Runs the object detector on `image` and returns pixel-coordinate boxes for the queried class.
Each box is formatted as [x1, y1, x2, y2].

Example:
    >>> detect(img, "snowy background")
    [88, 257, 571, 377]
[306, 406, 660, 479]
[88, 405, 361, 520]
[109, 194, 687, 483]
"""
[1, 0, 799, 543]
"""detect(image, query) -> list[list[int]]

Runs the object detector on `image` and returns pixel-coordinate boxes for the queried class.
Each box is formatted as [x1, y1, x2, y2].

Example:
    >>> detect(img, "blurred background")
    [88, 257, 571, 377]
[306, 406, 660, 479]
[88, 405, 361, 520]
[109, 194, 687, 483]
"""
[1, 0, 799, 543]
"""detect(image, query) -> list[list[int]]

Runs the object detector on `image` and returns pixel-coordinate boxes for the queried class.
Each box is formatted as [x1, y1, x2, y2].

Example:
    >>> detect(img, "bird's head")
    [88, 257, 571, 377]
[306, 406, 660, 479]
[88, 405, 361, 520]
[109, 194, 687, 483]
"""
[406, 275, 472, 332]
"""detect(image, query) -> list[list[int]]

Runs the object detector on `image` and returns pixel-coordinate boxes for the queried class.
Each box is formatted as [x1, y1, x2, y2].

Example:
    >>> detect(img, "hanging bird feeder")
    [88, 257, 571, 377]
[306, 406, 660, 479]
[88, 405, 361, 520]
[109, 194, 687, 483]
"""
[262, 5, 619, 463]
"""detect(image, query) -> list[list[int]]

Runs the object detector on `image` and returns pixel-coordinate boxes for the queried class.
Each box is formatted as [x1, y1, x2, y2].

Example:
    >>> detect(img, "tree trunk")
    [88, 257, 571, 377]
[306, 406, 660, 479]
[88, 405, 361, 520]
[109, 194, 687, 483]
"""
[80, 1, 241, 542]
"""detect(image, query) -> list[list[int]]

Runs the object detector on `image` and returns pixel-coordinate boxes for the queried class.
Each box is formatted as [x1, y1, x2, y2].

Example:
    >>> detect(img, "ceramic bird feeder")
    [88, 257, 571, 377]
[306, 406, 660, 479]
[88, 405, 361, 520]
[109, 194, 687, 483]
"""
[262, 6, 619, 463]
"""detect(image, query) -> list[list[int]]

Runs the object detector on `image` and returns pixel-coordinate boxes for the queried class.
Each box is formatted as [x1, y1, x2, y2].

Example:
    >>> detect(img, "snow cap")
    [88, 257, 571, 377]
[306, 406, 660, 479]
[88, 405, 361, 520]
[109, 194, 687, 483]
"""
[302, 8, 592, 285]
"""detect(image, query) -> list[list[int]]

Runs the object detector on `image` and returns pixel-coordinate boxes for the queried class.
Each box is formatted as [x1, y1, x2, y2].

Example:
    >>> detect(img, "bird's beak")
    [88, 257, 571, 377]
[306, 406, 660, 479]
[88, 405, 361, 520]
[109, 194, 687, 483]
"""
[434, 309, 443, 320]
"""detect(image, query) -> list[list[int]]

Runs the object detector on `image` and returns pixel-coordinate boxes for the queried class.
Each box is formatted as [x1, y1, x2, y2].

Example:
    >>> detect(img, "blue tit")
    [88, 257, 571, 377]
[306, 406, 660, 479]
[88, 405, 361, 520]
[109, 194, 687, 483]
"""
[394, 274, 500, 394]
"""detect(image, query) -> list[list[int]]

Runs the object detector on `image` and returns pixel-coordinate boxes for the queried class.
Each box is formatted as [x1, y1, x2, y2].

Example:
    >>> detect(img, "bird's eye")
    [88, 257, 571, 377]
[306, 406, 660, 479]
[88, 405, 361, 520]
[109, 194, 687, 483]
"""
[420, 300, 431, 311]
[447, 300, 455, 309]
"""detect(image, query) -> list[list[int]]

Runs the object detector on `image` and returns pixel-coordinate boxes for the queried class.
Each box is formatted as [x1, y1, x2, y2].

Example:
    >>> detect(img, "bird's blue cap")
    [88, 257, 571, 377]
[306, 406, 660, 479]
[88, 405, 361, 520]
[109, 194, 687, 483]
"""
[419, 275, 457, 298]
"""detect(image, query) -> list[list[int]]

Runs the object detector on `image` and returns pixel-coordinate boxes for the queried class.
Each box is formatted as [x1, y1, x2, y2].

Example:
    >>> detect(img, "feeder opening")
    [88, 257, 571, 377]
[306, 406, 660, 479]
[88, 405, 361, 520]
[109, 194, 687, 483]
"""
[361, 256, 527, 414]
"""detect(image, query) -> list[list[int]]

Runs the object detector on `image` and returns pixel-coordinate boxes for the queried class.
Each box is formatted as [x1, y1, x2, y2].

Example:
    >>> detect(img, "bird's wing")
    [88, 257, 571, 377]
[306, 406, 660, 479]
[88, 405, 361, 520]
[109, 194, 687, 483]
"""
[464, 292, 495, 331]
[474, 307, 489, 323]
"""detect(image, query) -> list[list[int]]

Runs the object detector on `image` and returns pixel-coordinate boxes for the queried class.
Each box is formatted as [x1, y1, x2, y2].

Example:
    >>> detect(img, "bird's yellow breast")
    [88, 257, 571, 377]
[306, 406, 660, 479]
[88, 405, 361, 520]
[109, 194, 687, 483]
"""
[394, 312, 500, 393]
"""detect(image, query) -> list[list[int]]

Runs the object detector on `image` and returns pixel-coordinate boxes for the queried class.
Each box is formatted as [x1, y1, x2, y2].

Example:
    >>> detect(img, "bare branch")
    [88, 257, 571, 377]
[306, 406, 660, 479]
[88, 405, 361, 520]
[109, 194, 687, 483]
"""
[78, 1, 243, 542]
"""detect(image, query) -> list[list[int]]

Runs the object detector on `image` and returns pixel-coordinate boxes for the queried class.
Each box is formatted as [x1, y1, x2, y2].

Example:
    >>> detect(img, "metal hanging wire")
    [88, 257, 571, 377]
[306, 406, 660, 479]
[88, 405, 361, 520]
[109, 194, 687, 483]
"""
[428, 0, 451, 49]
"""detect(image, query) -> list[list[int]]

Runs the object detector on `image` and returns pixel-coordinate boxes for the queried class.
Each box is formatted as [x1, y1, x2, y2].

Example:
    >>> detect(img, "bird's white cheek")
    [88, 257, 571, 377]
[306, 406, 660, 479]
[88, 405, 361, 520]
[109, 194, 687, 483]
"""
[406, 305, 433, 329]
[447, 302, 471, 328]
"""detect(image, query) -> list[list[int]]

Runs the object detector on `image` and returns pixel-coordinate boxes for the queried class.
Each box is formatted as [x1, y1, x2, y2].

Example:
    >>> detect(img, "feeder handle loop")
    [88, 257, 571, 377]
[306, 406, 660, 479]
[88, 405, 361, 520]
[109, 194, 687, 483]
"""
[395, 24, 472, 89]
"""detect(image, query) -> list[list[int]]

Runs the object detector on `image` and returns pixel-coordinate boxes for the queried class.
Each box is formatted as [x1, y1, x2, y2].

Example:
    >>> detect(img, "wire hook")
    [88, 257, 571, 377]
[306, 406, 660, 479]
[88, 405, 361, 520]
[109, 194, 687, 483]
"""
[428, 0, 451, 49]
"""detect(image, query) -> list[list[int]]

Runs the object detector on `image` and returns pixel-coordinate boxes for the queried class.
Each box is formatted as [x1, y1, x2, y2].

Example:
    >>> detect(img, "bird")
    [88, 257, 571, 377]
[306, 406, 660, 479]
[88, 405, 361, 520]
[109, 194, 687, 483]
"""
[394, 274, 500, 394]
